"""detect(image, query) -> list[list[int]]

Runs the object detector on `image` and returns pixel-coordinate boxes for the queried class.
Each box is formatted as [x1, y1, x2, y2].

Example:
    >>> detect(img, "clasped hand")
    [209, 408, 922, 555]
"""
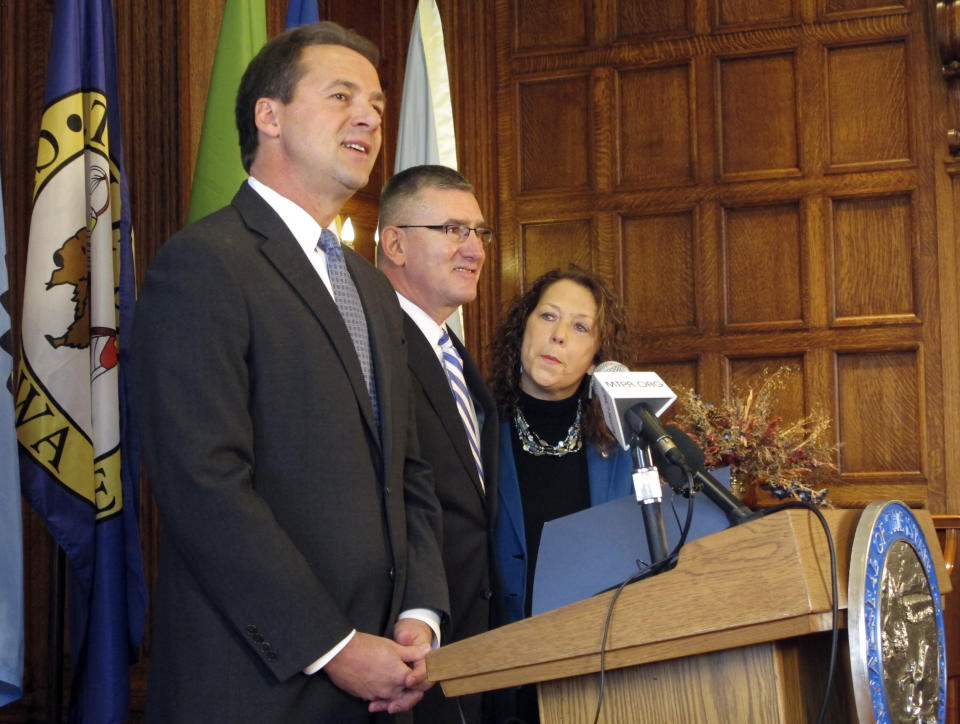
[324, 619, 435, 714]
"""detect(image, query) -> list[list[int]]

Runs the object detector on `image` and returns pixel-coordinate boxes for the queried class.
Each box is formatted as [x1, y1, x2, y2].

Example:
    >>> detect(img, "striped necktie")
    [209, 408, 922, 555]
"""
[317, 229, 379, 424]
[438, 330, 484, 490]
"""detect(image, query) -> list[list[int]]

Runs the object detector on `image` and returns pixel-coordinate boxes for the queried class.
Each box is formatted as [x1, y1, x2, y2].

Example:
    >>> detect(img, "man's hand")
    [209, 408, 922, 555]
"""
[324, 632, 430, 713]
[365, 618, 436, 714]
[392, 618, 434, 689]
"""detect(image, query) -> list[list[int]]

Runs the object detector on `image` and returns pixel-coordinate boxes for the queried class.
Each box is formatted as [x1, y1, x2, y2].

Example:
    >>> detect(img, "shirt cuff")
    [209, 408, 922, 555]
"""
[302, 629, 356, 675]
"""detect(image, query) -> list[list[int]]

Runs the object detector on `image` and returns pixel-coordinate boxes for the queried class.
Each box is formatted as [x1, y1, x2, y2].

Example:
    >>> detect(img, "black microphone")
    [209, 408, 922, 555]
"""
[652, 424, 762, 526]
[625, 403, 691, 473]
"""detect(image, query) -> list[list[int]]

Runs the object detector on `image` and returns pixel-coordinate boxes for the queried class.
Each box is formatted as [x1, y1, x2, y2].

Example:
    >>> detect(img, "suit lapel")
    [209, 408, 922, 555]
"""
[232, 185, 380, 444]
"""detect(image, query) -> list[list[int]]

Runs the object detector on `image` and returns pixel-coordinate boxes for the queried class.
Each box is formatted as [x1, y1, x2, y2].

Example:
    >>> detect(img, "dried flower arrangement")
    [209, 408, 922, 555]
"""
[671, 367, 839, 507]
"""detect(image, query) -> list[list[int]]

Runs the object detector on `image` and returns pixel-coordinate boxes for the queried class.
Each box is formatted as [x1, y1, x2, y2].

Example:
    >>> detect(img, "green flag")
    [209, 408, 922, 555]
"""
[187, 0, 267, 223]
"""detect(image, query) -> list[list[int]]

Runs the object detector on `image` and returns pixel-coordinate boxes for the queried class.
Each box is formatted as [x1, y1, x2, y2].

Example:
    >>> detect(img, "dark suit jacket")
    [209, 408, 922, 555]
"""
[402, 316, 498, 724]
[132, 183, 448, 724]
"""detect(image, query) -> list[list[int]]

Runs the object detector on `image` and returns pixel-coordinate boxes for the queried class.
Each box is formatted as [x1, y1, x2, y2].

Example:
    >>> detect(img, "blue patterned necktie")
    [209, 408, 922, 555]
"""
[438, 330, 484, 490]
[317, 229, 378, 424]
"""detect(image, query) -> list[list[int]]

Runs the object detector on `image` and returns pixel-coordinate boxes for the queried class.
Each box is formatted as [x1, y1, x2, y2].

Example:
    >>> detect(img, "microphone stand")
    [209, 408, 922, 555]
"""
[630, 438, 670, 566]
[692, 468, 763, 526]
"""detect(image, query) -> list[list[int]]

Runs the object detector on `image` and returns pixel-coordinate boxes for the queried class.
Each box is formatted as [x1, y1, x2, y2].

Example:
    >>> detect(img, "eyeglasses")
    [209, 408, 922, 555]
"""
[396, 224, 495, 245]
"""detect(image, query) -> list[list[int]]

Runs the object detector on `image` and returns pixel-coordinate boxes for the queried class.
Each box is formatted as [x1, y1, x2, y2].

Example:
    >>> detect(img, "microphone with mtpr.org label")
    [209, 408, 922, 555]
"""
[590, 361, 680, 565]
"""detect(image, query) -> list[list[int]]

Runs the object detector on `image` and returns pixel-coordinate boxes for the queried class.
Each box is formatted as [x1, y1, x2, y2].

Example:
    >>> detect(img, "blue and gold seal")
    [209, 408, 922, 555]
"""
[848, 500, 946, 724]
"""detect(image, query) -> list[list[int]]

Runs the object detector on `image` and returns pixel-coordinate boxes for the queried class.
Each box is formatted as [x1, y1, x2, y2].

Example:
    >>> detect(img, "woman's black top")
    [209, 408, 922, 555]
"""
[509, 389, 591, 617]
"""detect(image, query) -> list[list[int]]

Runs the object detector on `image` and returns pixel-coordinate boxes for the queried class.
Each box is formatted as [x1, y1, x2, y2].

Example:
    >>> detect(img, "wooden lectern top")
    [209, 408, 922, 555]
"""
[427, 508, 949, 698]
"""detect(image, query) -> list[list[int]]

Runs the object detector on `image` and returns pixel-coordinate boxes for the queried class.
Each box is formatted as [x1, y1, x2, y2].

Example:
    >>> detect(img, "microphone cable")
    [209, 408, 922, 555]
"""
[755, 500, 839, 724]
[592, 469, 696, 724]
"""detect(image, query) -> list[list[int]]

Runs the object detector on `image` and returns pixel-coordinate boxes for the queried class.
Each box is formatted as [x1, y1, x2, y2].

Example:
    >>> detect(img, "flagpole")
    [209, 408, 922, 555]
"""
[47, 544, 65, 724]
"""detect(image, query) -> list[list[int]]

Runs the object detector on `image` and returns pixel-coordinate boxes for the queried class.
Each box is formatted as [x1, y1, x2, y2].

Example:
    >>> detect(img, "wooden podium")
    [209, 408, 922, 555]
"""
[427, 508, 951, 723]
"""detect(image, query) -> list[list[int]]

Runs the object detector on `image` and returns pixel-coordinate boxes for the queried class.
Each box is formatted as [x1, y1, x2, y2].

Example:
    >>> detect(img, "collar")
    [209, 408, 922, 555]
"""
[247, 176, 337, 257]
[396, 293, 446, 362]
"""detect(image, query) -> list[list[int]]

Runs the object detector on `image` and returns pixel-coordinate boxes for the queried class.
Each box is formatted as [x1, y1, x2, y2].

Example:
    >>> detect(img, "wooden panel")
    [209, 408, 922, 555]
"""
[618, 63, 694, 187]
[651, 359, 700, 424]
[493, 0, 946, 515]
[540, 644, 790, 723]
[824, 0, 909, 15]
[651, 359, 699, 393]
[622, 211, 697, 333]
[717, 52, 800, 179]
[825, 41, 911, 170]
[517, 74, 591, 192]
[722, 203, 804, 328]
[714, 0, 798, 28]
[520, 219, 593, 286]
[830, 194, 916, 322]
[513, 0, 588, 52]
[727, 355, 807, 423]
[617, 1, 692, 38]
[836, 349, 922, 475]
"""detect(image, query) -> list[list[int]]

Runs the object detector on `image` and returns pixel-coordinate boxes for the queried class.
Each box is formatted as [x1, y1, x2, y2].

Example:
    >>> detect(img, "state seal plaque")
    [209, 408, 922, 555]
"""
[848, 500, 946, 724]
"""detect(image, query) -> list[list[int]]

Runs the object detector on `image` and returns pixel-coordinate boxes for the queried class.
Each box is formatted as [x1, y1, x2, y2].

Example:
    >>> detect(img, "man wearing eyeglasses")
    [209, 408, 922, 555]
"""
[378, 165, 498, 724]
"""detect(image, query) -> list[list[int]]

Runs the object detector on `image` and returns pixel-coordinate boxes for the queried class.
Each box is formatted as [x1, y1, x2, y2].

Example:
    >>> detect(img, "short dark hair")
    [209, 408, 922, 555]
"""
[487, 265, 630, 451]
[378, 165, 475, 229]
[235, 22, 380, 172]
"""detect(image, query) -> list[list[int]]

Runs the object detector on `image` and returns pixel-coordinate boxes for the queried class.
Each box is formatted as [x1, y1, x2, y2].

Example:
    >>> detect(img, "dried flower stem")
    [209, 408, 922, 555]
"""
[671, 366, 838, 506]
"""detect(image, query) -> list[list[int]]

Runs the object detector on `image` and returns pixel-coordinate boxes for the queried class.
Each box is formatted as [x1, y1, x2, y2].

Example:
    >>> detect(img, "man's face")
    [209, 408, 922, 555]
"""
[393, 187, 487, 324]
[272, 44, 384, 199]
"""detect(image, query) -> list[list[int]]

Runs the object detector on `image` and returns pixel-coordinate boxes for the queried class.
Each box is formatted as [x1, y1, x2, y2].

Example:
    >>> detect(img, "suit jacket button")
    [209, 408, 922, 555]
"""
[482, 588, 493, 600]
[388, 567, 395, 580]
[245, 625, 258, 634]
[252, 633, 264, 644]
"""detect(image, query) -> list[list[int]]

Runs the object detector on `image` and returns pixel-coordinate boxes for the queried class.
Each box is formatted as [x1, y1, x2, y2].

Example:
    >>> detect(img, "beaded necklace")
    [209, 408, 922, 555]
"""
[513, 398, 583, 457]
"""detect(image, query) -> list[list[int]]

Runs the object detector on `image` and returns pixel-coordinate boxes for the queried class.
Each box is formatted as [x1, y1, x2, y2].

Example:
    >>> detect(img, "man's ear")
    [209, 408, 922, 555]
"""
[378, 226, 405, 266]
[254, 97, 281, 138]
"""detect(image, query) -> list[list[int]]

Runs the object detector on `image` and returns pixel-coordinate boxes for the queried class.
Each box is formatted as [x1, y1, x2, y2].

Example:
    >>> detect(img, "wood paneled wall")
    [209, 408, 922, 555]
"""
[490, 0, 958, 512]
[1, 0, 957, 721]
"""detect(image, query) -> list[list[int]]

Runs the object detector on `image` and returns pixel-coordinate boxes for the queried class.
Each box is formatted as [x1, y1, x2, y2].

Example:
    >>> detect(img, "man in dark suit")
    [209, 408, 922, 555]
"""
[378, 166, 499, 723]
[131, 24, 448, 723]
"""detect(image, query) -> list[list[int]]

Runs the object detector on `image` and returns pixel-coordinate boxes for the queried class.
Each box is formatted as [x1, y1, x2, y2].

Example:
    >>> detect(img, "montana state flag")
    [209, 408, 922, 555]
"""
[16, 0, 147, 721]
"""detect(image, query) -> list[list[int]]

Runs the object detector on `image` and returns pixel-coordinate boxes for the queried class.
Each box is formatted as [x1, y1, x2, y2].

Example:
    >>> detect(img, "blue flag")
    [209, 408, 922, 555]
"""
[0, 161, 25, 709]
[285, 0, 319, 28]
[16, 0, 147, 721]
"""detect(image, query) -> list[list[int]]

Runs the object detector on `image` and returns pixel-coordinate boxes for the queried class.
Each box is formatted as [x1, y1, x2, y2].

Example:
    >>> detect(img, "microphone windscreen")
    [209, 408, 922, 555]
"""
[594, 360, 629, 373]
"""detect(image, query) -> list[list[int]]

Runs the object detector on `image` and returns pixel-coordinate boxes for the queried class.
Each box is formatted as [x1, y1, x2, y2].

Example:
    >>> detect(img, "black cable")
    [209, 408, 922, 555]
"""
[592, 471, 696, 724]
[757, 501, 839, 724]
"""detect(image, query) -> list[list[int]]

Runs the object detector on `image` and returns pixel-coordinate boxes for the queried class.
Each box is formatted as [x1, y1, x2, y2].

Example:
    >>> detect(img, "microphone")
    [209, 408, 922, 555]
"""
[626, 404, 691, 474]
[590, 361, 676, 450]
[591, 360, 691, 472]
[592, 361, 679, 565]
[652, 424, 762, 526]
